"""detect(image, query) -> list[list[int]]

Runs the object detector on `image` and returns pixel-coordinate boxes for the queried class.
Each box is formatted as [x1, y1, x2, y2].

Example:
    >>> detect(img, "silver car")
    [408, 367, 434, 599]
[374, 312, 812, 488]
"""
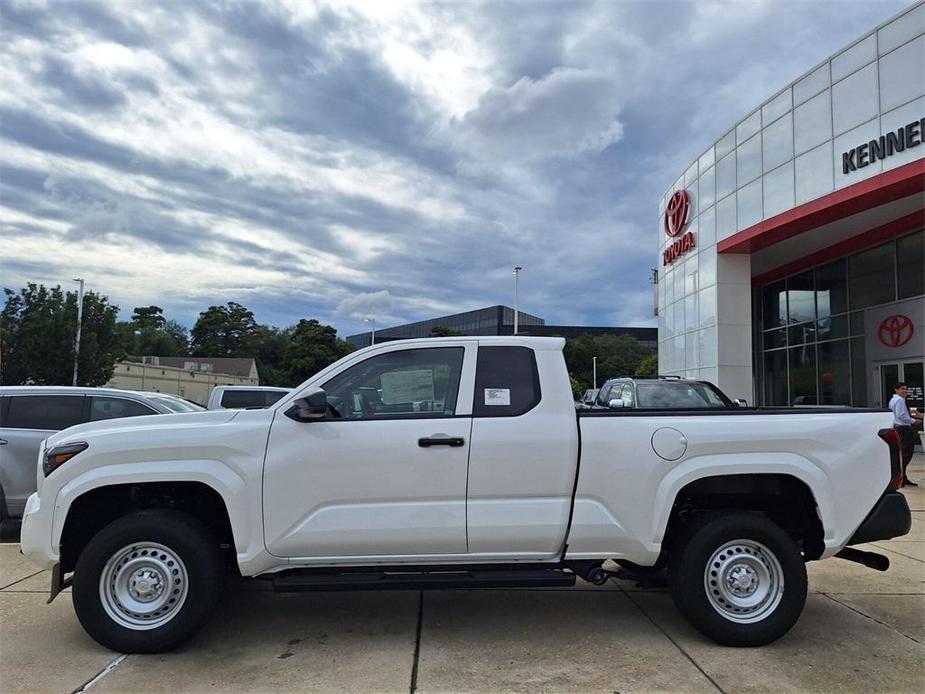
[0, 387, 204, 525]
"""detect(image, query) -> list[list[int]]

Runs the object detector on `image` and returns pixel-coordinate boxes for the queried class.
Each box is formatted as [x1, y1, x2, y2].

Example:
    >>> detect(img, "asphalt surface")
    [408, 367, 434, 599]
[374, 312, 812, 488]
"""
[2, 455, 923, 693]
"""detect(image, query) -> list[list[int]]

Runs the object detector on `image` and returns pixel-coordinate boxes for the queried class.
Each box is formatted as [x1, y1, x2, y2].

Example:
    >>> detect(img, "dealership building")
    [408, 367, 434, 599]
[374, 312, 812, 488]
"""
[657, 2, 924, 410]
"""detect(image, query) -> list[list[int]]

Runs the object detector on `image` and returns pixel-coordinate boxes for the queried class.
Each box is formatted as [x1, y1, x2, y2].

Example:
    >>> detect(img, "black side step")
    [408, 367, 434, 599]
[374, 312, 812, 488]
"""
[273, 569, 576, 592]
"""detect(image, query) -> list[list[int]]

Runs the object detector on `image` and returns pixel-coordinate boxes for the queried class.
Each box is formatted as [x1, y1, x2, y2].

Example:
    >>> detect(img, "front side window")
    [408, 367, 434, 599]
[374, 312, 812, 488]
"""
[5, 395, 84, 430]
[89, 397, 158, 421]
[322, 348, 464, 419]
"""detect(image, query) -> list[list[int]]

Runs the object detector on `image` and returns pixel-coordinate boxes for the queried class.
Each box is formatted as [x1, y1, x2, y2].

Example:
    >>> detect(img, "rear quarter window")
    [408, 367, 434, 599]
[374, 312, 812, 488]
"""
[473, 346, 541, 417]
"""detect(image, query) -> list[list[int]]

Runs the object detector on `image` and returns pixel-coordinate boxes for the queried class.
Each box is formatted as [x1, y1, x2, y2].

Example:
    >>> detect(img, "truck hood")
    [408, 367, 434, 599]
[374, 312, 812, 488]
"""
[45, 410, 240, 447]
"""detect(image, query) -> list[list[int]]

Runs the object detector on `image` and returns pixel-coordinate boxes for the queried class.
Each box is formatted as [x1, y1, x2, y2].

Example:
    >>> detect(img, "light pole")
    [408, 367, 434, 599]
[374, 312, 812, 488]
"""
[72, 278, 85, 386]
[365, 317, 376, 346]
[513, 266, 523, 335]
[593, 356, 597, 389]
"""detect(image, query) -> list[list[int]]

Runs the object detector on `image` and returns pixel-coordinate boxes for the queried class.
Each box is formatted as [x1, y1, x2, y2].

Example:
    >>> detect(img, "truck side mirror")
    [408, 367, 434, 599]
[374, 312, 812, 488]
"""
[733, 398, 748, 407]
[608, 399, 625, 409]
[285, 388, 328, 422]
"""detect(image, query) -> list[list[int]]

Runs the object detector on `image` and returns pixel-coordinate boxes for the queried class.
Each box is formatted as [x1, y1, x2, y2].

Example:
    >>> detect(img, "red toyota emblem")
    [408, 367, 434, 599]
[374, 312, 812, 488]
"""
[877, 315, 914, 348]
[664, 190, 690, 237]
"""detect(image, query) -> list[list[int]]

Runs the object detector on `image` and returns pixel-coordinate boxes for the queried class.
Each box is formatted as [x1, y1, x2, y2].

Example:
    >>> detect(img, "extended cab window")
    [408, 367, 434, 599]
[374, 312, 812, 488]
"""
[5, 395, 84, 430]
[473, 346, 540, 417]
[322, 348, 464, 419]
[89, 397, 157, 421]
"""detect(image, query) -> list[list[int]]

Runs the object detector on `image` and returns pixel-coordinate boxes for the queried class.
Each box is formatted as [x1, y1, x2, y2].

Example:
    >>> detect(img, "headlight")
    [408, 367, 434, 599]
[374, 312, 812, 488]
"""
[43, 442, 89, 477]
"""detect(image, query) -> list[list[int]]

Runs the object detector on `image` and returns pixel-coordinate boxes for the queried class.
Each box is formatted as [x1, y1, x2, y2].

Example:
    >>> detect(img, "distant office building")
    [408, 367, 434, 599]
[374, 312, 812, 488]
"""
[346, 305, 656, 349]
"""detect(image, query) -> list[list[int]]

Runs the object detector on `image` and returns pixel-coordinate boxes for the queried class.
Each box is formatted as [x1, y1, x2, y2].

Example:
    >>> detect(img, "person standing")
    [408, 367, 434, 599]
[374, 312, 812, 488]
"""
[889, 382, 923, 487]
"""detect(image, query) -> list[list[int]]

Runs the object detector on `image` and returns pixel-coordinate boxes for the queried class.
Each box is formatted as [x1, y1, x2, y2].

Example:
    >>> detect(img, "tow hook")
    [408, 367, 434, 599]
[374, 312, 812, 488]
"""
[835, 547, 890, 572]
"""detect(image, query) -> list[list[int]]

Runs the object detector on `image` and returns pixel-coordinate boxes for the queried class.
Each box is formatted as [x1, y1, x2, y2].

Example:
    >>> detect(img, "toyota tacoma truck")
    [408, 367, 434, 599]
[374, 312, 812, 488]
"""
[20, 337, 911, 652]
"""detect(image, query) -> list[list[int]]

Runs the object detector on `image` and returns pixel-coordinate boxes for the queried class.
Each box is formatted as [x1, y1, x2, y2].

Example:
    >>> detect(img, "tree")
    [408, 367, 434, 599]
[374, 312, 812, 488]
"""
[190, 302, 260, 357]
[429, 326, 465, 337]
[635, 353, 659, 376]
[131, 306, 167, 330]
[116, 308, 189, 357]
[1, 283, 121, 386]
[563, 333, 655, 391]
[255, 324, 294, 387]
[283, 319, 354, 384]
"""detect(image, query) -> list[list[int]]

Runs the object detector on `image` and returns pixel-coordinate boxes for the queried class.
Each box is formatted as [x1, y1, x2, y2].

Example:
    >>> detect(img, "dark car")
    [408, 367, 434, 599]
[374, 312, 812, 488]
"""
[593, 376, 738, 410]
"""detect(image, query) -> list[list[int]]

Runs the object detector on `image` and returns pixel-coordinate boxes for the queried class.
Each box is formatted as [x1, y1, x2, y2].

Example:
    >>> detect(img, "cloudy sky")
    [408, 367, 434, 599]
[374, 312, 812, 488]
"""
[0, 0, 911, 337]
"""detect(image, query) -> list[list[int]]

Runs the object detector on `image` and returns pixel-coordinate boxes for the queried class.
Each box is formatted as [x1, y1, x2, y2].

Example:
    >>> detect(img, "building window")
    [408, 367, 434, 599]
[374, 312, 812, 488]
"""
[849, 243, 895, 309]
[756, 232, 924, 408]
[897, 231, 924, 300]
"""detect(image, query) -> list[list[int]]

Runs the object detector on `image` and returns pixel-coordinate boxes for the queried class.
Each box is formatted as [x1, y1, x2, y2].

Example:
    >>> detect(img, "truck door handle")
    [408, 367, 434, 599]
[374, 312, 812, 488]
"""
[0, 438, 7, 445]
[418, 436, 465, 448]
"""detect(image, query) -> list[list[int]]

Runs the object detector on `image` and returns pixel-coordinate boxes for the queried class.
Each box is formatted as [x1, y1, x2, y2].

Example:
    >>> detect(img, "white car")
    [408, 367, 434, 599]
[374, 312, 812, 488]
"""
[20, 337, 910, 652]
[205, 385, 290, 410]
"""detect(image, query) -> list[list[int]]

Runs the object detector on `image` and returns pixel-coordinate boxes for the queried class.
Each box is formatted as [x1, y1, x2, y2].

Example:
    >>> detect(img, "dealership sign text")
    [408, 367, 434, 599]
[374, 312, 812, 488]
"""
[663, 232, 695, 266]
[842, 117, 924, 174]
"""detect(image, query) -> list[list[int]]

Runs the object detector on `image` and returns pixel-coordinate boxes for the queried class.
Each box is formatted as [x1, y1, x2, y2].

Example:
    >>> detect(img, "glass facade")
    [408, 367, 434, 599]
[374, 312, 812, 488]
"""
[756, 230, 924, 406]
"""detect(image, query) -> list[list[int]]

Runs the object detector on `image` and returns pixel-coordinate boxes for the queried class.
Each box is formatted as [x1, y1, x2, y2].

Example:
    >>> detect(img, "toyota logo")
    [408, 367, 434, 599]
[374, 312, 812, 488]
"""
[664, 190, 690, 238]
[877, 314, 914, 348]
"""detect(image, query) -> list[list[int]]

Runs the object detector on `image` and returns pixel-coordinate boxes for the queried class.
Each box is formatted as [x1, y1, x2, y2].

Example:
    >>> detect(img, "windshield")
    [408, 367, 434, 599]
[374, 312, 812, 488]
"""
[148, 395, 206, 413]
[635, 381, 732, 408]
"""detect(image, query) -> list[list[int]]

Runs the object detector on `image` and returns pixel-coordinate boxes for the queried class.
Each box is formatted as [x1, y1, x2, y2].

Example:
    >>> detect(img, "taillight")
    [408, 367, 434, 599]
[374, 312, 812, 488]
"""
[877, 428, 904, 491]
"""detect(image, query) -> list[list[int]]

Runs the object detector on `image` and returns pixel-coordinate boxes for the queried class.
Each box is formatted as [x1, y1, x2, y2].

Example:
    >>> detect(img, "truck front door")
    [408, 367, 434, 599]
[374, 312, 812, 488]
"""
[262, 343, 476, 560]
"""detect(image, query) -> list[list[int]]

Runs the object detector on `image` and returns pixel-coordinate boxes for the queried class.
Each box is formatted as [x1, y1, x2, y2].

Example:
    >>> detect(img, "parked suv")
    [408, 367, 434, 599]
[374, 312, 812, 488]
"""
[594, 376, 735, 409]
[0, 387, 203, 524]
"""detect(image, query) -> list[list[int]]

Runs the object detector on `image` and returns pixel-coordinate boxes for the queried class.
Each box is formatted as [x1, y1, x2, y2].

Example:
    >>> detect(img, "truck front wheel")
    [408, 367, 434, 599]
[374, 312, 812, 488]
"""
[72, 510, 223, 653]
[668, 513, 807, 646]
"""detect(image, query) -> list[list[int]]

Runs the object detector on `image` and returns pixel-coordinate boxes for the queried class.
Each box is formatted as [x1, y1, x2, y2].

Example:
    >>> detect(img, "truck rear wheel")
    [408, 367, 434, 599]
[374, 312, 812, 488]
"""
[668, 513, 806, 646]
[72, 510, 223, 653]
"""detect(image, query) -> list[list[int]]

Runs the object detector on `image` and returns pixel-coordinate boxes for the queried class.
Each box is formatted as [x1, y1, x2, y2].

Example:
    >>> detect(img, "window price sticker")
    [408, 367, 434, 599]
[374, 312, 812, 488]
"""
[484, 388, 511, 406]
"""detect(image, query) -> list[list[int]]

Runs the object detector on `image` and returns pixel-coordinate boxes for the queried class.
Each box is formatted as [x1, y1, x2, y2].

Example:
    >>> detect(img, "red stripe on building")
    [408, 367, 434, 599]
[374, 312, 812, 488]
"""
[718, 159, 925, 255]
[750, 209, 925, 286]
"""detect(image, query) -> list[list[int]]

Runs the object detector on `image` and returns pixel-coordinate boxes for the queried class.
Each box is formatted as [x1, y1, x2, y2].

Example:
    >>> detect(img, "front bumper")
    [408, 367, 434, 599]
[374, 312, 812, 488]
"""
[19, 493, 58, 570]
[848, 492, 912, 546]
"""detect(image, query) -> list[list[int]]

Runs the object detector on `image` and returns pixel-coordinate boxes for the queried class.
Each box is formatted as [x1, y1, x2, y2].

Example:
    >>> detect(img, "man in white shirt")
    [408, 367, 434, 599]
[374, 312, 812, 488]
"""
[889, 382, 923, 488]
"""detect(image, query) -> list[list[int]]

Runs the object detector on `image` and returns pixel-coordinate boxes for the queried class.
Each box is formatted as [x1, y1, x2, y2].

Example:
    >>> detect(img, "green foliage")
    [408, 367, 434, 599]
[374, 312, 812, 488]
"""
[635, 353, 659, 376]
[1, 288, 353, 389]
[429, 326, 465, 337]
[569, 374, 584, 400]
[1, 283, 121, 386]
[283, 319, 354, 384]
[190, 302, 260, 357]
[564, 333, 655, 391]
[116, 306, 190, 358]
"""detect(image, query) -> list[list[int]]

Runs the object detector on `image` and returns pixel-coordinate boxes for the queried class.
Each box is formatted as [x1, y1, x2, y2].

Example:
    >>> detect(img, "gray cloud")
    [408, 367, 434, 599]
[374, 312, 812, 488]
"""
[0, 0, 911, 337]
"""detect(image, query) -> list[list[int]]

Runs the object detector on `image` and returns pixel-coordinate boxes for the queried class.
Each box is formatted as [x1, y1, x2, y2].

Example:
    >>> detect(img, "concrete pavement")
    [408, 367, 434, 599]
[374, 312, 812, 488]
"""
[1, 455, 923, 693]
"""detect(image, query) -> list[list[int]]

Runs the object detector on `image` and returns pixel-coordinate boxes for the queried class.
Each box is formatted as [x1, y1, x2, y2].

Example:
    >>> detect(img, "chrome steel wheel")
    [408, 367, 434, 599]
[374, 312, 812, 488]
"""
[99, 542, 189, 630]
[703, 539, 784, 624]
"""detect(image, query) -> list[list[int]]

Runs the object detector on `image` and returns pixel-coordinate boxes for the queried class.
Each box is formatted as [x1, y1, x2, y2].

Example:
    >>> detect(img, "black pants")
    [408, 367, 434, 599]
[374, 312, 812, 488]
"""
[895, 425, 915, 480]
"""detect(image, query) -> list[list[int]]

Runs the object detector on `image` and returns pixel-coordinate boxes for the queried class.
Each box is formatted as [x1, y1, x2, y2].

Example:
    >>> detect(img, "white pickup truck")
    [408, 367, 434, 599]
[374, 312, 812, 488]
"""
[20, 337, 911, 653]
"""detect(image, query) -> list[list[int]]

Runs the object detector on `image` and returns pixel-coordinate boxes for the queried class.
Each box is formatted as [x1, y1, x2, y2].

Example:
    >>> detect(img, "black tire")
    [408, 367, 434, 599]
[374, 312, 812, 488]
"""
[668, 513, 807, 647]
[73, 510, 224, 653]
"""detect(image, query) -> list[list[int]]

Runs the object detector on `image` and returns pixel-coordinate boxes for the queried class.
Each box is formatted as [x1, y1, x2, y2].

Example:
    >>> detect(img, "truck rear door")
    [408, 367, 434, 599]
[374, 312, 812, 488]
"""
[466, 343, 579, 557]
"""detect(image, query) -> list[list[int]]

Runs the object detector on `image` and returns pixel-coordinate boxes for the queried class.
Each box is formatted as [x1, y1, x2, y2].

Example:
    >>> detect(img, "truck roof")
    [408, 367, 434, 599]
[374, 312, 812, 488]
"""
[352, 336, 566, 353]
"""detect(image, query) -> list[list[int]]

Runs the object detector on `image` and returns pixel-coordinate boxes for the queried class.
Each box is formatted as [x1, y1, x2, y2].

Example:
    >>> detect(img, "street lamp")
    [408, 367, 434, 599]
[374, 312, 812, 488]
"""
[593, 356, 597, 389]
[72, 278, 85, 386]
[513, 266, 523, 335]
[365, 317, 376, 346]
